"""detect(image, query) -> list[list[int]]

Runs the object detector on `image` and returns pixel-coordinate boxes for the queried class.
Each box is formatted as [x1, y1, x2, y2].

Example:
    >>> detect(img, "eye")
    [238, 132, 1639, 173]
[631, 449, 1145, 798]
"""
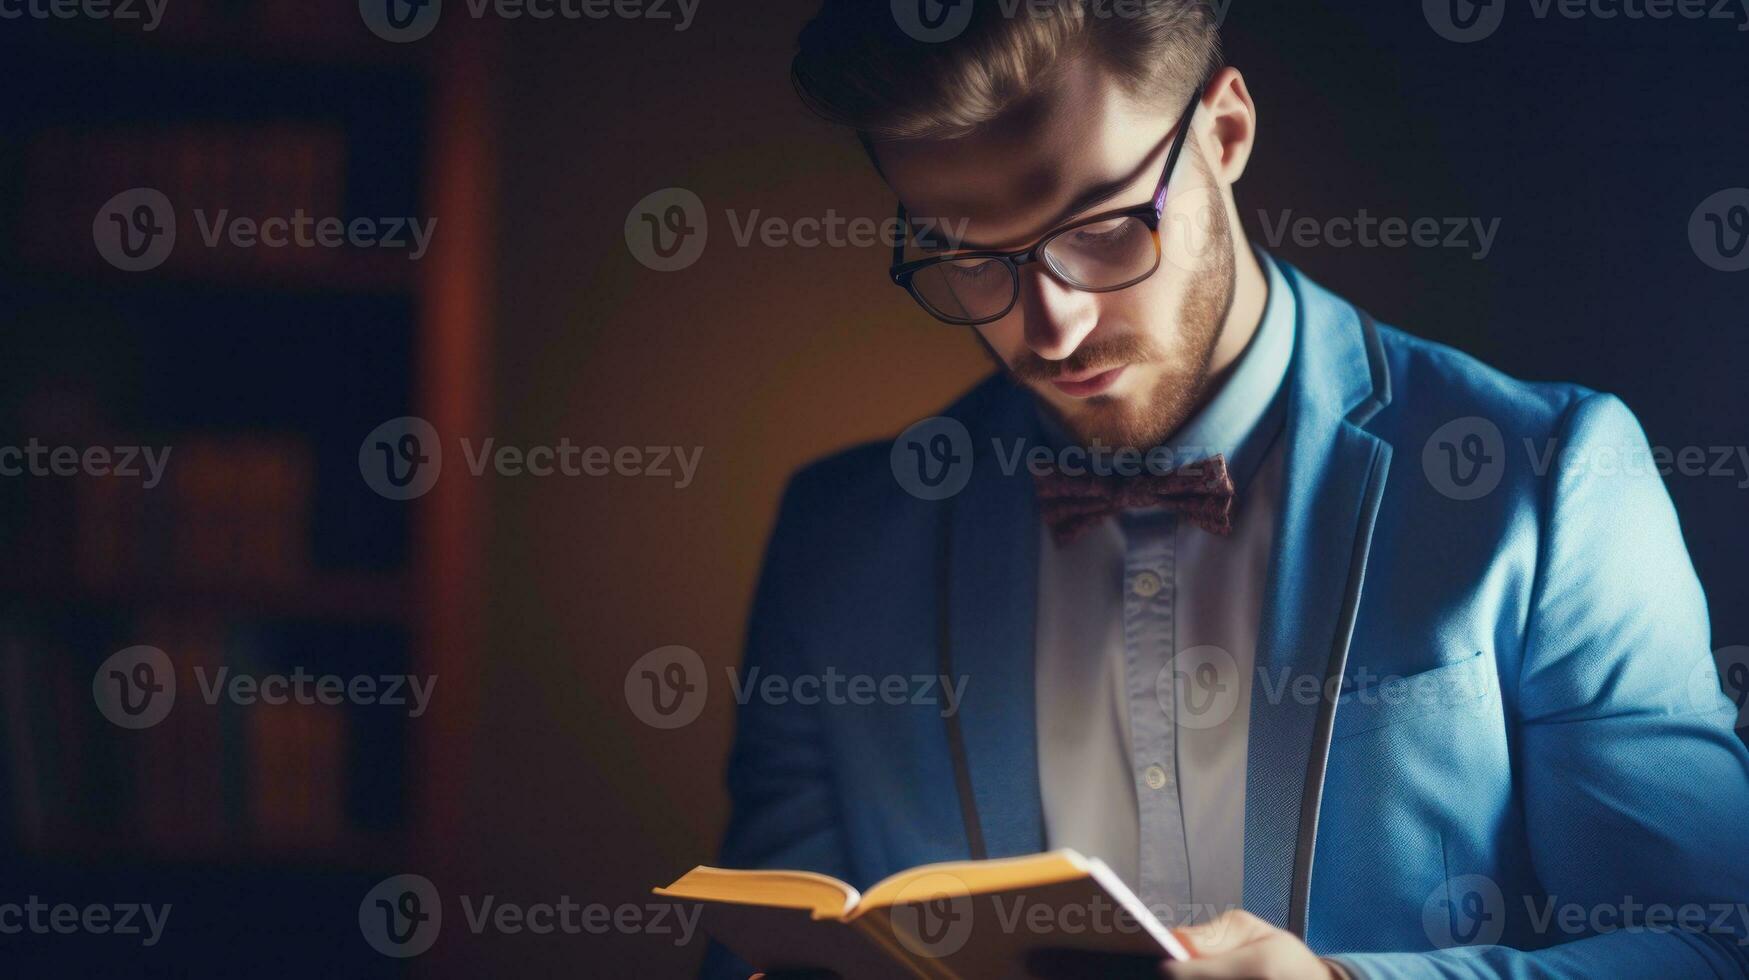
[1064, 217, 1139, 248]
[941, 258, 1004, 283]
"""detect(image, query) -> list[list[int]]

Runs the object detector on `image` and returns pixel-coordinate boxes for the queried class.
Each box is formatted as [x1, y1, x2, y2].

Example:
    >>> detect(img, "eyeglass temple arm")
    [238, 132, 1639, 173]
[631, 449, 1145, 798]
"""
[1153, 81, 1205, 216]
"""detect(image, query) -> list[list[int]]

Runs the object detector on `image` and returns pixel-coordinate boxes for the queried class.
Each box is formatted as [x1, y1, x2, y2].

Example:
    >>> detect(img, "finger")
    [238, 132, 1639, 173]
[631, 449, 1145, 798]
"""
[1174, 909, 1272, 957]
[1164, 944, 1273, 979]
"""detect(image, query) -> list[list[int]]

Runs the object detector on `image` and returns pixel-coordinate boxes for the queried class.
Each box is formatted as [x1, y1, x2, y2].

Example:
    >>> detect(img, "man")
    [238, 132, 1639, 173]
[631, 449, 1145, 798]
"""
[707, 2, 1749, 977]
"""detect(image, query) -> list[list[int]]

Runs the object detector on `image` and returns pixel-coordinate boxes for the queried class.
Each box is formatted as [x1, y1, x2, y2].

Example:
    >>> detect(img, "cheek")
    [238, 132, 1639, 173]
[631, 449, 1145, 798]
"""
[1160, 183, 1227, 276]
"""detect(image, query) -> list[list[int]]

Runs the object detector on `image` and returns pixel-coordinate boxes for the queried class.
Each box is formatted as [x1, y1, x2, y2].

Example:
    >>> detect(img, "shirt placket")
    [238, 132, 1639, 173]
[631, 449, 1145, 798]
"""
[1121, 510, 1192, 925]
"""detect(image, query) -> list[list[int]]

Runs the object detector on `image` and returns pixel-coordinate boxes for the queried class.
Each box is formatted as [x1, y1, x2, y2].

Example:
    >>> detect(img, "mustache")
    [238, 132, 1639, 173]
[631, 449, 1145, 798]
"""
[1008, 334, 1165, 383]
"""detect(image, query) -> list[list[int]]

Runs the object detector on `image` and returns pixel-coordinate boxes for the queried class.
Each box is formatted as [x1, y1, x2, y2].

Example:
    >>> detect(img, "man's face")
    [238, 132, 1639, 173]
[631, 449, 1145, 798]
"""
[876, 58, 1236, 450]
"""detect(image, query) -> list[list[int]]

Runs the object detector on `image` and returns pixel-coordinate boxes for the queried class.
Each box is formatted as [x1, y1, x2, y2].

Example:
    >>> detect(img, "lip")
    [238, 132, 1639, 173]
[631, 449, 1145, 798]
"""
[1048, 365, 1126, 398]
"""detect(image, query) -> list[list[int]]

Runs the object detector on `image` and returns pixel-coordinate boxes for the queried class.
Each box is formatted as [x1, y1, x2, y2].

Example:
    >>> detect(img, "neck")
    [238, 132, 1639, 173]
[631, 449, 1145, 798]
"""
[1210, 233, 1269, 385]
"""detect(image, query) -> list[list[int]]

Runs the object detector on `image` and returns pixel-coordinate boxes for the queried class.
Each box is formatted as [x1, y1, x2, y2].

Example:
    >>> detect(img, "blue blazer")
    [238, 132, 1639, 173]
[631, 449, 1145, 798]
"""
[706, 261, 1749, 978]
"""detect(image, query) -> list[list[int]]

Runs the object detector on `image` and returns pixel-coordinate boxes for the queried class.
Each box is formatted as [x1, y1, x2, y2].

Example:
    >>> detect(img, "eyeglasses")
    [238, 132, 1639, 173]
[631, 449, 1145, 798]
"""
[889, 82, 1204, 327]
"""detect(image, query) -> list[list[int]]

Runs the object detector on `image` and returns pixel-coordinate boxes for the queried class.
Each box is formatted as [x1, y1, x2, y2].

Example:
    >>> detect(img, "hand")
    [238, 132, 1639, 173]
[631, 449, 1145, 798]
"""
[1166, 910, 1343, 979]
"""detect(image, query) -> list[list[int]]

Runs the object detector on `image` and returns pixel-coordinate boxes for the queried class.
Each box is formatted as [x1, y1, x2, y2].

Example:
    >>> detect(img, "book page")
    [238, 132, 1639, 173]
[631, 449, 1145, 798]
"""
[655, 866, 859, 919]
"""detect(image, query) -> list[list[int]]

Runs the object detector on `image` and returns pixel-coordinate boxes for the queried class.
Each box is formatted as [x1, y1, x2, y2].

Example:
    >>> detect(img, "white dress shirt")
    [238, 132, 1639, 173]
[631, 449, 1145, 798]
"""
[1035, 249, 1296, 926]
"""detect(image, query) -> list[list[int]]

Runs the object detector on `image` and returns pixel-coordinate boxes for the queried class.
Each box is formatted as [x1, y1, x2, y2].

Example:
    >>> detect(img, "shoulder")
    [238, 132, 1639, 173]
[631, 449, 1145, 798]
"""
[781, 372, 1019, 511]
[1365, 320, 1667, 544]
[1370, 323, 1603, 448]
[769, 372, 1018, 548]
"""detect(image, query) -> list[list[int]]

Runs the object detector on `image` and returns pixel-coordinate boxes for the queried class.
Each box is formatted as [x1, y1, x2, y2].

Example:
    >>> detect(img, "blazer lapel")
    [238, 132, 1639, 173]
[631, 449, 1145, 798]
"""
[1242, 264, 1393, 936]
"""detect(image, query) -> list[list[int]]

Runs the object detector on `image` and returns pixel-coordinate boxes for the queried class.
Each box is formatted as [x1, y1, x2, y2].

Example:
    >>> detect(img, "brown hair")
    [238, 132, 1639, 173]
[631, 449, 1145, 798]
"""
[792, 0, 1223, 141]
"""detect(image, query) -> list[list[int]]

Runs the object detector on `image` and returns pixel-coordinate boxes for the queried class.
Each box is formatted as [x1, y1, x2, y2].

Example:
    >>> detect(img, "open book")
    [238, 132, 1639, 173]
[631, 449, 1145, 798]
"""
[654, 849, 1192, 979]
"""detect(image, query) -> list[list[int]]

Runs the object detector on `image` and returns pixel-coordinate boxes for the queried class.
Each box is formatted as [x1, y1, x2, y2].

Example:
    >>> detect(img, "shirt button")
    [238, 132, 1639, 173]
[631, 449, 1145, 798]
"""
[1144, 764, 1168, 790]
[1131, 571, 1163, 598]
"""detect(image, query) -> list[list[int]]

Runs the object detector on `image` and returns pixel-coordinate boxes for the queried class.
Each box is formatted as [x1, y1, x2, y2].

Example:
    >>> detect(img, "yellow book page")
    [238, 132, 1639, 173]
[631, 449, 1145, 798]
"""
[855, 849, 1093, 915]
[654, 867, 859, 920]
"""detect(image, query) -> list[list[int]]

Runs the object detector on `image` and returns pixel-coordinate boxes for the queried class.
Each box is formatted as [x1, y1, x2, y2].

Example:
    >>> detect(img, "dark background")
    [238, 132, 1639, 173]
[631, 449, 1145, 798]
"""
[1, 0, 1745, 975]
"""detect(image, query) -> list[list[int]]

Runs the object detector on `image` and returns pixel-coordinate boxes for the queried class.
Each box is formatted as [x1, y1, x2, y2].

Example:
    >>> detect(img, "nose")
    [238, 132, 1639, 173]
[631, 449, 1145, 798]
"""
[1017, 264, 1098, 361]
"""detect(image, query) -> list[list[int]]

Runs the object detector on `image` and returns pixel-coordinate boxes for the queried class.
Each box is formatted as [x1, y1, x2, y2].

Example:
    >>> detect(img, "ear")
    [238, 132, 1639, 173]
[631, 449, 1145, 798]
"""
[1197, 67, 1257, 186]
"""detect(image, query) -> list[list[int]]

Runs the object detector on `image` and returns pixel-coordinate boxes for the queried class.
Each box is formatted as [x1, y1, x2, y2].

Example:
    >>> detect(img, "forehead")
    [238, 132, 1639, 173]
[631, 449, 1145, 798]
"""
[873, 58, 1168, 250]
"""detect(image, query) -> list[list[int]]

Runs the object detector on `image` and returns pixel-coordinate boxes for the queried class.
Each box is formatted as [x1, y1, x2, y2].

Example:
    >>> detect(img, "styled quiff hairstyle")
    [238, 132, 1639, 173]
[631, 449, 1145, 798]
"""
[792, 0, 1223, 141]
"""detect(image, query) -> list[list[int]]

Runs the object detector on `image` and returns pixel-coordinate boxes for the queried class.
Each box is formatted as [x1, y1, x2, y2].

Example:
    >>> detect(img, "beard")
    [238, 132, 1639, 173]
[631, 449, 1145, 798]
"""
[994, 170, 1238, 451]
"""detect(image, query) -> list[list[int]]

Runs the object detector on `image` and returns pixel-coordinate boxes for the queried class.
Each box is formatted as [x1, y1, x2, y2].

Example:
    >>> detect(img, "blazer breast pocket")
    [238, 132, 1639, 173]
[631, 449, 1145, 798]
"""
[1332, 650, 1498, 740]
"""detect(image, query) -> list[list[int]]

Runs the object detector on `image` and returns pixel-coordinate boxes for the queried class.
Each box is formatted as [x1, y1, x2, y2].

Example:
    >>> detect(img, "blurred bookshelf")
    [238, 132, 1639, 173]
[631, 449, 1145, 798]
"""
[0, 2, 495, 971]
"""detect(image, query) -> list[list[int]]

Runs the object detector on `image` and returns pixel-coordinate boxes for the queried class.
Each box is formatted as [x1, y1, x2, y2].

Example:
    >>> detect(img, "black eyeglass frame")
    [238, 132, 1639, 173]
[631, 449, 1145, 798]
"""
[888, 81, 1205, 327]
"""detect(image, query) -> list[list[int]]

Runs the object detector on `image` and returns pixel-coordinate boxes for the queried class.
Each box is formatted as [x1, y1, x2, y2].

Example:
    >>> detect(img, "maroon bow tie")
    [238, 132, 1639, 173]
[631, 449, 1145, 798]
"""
[1034, 454, 1236, 546]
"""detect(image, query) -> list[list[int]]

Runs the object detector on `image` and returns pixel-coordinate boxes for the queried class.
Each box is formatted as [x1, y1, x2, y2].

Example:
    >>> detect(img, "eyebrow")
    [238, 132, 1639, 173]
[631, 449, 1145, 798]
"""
[951, 123, 1182, 252]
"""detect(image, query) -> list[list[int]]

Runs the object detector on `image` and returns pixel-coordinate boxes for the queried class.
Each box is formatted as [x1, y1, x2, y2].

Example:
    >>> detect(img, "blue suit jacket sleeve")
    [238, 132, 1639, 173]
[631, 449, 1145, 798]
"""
[1334, 394, 1749, 979]
[701, 465, 858, 980]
